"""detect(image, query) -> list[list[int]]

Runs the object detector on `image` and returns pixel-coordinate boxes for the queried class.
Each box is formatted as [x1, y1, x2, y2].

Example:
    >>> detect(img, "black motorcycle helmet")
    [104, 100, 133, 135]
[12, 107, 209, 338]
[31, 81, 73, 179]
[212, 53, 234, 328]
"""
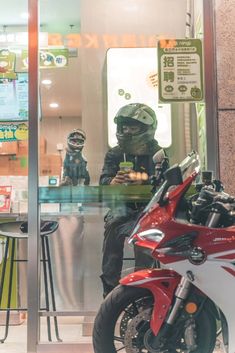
[114, 103, 157, 154]
[67, 129, 86, 151]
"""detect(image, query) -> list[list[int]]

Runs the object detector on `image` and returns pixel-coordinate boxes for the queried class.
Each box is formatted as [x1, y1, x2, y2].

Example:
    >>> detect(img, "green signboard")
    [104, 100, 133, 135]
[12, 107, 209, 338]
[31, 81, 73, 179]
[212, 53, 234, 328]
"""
[0, 48, 69, 74]
[20, 48, 69, 71]
[158, 39, 203, 102]
[0, 49, 17, 79]
[0, 123, 28, 142]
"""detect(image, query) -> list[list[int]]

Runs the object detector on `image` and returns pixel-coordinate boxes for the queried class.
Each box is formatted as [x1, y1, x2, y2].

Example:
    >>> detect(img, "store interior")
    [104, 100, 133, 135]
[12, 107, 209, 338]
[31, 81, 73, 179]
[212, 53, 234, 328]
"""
[0, 0, 216, 352]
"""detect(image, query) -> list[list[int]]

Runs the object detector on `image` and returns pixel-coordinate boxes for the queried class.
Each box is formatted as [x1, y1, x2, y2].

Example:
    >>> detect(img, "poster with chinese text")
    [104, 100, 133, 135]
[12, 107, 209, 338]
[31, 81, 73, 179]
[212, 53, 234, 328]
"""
[158, 39, 203, 102]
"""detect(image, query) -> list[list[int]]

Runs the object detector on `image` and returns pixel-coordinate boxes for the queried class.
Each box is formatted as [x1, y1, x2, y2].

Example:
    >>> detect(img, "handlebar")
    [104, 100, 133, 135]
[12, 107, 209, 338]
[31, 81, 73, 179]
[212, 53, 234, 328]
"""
[150, 157, 169, 192]
[190, 185, 235, 226]
[214, 194, 235, 204]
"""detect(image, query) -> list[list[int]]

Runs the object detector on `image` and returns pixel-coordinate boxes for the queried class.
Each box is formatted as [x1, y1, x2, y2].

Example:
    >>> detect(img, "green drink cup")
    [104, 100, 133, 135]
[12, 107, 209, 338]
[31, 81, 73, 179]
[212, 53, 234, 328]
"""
[119, 161, 134, 172]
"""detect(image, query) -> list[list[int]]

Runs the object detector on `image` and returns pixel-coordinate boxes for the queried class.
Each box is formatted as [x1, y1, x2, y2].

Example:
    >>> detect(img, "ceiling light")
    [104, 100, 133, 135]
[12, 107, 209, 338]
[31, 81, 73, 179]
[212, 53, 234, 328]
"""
[41, 79, 52, 86]
[49, 103, 59, 108]
[21, 12, 29, 19]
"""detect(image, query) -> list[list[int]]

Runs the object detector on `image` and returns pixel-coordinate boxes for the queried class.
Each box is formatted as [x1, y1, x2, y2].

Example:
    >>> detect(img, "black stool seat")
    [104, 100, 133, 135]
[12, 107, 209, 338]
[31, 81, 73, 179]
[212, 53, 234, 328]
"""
[0, 220, 58, 238]
[0, 220, 61, 343]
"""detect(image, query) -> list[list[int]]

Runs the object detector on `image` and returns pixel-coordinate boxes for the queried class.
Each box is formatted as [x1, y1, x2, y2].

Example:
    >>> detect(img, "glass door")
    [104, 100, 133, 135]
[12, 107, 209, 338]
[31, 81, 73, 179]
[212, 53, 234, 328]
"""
[0, 0, 218, 352]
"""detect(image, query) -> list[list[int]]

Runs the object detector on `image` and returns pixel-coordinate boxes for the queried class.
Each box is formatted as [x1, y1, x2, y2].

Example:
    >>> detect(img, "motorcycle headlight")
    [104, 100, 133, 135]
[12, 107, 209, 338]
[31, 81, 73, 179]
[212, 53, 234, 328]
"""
[129, 228, 165, 243]
[128, 224, 140, 244]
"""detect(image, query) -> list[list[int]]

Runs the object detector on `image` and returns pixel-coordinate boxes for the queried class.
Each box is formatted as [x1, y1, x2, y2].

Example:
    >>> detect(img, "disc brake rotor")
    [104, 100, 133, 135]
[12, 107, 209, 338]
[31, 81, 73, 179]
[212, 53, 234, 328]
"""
[120, 297, 153, 338]
[123, 307, 152, 353]
[122, 307, 190, 353]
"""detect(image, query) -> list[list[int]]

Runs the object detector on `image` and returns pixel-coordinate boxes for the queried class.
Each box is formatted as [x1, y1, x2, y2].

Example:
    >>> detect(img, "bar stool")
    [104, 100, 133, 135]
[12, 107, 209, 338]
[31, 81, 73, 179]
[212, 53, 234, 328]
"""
[0, 220, 62, 343]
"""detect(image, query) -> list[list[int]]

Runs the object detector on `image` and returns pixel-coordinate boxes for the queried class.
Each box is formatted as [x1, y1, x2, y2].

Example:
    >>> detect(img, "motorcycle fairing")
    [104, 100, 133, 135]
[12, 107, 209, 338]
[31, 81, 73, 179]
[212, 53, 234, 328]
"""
[166, 252, 235, 353]
[120, 268, 181, 335]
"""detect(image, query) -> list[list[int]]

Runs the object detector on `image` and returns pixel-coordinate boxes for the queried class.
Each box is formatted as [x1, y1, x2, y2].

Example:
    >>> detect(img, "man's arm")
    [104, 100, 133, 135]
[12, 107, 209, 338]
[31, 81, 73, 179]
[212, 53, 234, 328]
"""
[99, 149, 120, 185]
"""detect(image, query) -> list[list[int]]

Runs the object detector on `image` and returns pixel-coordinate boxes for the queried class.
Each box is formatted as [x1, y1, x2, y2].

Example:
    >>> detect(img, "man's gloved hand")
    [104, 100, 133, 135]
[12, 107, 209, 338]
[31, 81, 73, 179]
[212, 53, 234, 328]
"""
[110, 170, 148, 185]
[110, 170, 126, 184]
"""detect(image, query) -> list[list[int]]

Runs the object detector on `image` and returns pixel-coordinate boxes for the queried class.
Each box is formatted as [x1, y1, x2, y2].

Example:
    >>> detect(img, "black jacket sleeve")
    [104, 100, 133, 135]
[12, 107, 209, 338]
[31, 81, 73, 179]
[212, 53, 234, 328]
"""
[99, 149, 120, 185]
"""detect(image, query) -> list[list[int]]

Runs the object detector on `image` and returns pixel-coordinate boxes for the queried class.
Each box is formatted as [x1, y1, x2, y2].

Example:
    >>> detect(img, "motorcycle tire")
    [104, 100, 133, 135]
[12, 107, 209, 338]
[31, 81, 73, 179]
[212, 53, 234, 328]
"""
[92, 284, 216, 353]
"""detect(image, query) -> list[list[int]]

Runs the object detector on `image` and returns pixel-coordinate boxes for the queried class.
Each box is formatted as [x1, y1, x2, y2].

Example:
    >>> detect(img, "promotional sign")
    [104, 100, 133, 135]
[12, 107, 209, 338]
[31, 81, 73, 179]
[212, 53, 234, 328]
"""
[0, 186, 12, 213]
[0, 32, 48, 47]
[0, 49, 17, 79]
[40, 49, 68, 68]
[20, 48, 69, 71]
[0, 49, 67, 122]
[0, 122, 28, 142]
[0, 73, 28, 121]
[158, 39, 203, 102]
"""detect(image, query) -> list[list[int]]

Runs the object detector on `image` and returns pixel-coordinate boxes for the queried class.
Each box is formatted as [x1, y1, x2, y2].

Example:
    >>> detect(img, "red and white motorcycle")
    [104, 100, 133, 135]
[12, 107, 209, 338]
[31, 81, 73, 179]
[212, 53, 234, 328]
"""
[93, 151, 235, 353]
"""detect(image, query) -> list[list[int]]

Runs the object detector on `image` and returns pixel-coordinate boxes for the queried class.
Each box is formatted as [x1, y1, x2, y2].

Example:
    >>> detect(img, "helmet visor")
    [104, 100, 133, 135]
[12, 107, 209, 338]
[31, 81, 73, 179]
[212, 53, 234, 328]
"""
[68, 133, 85, 149]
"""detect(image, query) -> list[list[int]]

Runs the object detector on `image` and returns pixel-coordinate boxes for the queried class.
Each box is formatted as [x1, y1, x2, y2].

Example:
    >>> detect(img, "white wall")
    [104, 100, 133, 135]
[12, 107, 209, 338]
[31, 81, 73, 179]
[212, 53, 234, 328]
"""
[40, 116, 82, 158]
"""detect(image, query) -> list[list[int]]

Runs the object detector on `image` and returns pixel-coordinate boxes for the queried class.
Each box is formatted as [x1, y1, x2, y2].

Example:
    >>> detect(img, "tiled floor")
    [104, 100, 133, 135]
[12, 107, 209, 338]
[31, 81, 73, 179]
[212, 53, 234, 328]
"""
[1, 318, 226, 353]
[1, 315, 93, 352]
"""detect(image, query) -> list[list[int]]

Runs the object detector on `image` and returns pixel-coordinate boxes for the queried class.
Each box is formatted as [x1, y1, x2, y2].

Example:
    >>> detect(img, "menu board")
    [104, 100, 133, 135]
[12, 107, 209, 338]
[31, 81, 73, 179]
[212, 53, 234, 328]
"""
[0, 73, 28, 121]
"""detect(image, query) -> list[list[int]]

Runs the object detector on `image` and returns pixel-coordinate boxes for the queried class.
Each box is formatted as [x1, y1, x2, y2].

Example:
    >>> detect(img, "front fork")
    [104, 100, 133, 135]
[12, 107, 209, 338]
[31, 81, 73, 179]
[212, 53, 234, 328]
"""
[152, 277, 192, 348]
[166, 277, 191, 325]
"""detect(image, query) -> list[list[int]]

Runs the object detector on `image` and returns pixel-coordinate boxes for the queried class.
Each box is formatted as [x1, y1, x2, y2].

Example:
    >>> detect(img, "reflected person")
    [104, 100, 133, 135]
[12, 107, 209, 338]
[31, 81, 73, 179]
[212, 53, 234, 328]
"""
[99, 103, 163, 297]
[60, 128, 90, 186]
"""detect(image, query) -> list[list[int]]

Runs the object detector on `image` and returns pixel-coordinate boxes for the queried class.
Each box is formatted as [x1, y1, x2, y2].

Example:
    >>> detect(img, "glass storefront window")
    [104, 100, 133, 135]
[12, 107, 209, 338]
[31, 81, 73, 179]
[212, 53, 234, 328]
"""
[0, 1, 218, 352]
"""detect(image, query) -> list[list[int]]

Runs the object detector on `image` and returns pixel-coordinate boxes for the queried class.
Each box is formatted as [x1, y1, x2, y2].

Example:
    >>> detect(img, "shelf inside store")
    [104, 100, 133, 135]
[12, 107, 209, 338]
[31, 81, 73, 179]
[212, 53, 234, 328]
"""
[39, 185, 153, 204]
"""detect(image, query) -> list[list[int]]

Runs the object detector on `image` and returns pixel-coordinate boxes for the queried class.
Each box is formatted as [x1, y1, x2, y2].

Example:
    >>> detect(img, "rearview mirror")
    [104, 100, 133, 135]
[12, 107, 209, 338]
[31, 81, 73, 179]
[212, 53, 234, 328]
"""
[152, 149, 167, 164]
[164, 165, 183, 186]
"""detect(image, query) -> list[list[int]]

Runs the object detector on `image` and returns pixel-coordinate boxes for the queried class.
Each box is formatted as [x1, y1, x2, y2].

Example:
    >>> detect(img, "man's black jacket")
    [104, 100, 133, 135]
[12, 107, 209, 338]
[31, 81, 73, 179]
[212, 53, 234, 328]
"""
[99, 140, 161, 186]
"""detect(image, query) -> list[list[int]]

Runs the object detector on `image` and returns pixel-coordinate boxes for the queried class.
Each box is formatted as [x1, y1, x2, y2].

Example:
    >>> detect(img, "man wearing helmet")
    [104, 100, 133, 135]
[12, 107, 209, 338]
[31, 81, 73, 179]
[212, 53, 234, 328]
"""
[99, 103, 166, 297]
[60, 128, 90, 186]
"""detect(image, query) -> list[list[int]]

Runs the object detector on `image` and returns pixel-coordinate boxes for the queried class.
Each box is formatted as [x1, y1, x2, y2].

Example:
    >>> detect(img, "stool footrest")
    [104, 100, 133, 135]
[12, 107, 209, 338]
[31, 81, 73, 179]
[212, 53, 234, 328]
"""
[0, 220, 61, 343]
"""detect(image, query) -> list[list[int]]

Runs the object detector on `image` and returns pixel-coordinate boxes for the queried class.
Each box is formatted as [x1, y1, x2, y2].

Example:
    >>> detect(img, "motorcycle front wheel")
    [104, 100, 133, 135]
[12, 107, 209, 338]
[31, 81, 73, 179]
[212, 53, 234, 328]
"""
[92, 285, 216, 353]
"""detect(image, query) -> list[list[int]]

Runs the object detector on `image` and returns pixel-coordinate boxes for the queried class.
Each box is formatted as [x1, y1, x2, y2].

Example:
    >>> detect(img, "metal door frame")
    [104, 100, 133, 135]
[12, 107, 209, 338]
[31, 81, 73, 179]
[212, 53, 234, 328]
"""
[28, 0, 40, 352]
[27, 0, 218, 352]
[203, 0, 219, 176]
